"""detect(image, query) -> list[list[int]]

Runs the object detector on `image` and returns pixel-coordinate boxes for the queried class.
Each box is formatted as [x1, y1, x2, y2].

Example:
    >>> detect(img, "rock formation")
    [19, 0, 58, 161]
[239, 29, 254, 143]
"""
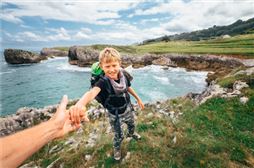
[40, 48, 68, 57]
[4, 49, 46, 64]
[68, 46, 99, 67]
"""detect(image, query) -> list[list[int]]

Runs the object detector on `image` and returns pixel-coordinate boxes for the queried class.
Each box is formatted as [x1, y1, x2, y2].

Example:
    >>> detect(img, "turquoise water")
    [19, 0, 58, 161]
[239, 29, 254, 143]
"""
[0, 54, 208, 116]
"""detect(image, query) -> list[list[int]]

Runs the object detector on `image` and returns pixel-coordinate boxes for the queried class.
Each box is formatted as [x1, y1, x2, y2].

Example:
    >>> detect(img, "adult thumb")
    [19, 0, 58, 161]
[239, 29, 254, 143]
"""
[59, 95, 68, 112]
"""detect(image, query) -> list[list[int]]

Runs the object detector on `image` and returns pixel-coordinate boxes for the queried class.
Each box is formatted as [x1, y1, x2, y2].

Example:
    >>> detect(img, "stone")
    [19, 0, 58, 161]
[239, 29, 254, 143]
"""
[49, 145, 63, 154]
[85, 155, 92, 161]
[146, 112, 154, 118]
[233, 81, 249, 91]
[68, 46, 99, 66]
[240, 97, 249, 104]
[4, 49, 46, 64]
[152, 57, 176, 67]
[41, 48, 68, 57]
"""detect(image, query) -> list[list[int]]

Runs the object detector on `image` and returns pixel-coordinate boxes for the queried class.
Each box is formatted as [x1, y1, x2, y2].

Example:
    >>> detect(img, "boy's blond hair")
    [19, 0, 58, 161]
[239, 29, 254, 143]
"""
[99, 47, 121, 64]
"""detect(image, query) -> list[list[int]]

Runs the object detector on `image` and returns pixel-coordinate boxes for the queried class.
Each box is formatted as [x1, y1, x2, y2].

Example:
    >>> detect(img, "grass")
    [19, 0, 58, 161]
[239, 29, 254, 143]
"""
[217, 70, 254, 88]
[134, 34, 254, 57]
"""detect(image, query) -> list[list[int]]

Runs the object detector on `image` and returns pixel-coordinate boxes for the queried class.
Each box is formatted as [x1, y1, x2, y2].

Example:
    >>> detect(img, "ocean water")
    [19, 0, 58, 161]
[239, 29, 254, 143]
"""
[0, 53, 208, 116]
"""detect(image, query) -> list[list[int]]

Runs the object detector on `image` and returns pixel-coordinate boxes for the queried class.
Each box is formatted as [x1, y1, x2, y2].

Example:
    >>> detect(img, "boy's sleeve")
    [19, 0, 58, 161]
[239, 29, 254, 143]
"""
[127, 76, 131, 87]
[94, 79, 105, 90]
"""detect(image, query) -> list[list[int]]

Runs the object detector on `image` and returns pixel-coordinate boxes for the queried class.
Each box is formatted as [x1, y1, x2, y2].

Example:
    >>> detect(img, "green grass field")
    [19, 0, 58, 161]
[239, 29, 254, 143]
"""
[133, 34, 254, 57]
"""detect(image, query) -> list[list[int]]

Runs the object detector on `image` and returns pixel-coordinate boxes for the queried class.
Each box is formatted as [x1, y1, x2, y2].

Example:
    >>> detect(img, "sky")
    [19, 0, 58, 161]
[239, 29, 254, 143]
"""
[1, 0, 254, 50]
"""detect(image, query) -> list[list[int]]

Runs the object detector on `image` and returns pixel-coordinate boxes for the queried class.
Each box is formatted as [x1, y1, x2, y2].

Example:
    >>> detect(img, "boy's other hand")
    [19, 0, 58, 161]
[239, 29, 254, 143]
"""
[69, 105, 89, 127]
[137, 99, 145, 110]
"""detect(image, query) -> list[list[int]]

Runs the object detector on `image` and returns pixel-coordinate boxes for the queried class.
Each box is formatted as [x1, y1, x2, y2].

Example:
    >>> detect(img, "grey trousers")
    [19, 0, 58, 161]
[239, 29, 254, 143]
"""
[107, 105, 135, 150]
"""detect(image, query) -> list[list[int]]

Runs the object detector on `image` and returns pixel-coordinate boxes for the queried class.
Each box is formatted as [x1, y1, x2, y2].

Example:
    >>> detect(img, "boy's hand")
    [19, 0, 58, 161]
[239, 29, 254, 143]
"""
[137, 99, 145, 110]
[69, 105, 89, 127]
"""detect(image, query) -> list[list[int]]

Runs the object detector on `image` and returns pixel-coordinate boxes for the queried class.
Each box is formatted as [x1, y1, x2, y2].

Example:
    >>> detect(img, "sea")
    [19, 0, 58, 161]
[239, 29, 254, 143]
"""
[0, 52, 208, 116]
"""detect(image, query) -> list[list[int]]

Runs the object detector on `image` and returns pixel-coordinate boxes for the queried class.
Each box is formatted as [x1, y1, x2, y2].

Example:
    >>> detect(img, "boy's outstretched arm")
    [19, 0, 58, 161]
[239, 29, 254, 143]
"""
[69, 87, 101, 127]
[127, 87, 145, 110]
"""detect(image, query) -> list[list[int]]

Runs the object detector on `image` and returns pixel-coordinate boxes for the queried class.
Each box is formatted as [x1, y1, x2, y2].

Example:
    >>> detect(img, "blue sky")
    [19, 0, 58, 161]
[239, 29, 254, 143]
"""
[1, 0, 254, 50]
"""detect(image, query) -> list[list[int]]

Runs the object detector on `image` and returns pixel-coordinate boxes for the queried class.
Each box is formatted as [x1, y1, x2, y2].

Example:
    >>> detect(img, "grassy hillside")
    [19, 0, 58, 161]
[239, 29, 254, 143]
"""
[133, 34, 254, 57]
[90, 34, 254, 58]
[25, 68, 254, 168]
[142, 17, 254, 43]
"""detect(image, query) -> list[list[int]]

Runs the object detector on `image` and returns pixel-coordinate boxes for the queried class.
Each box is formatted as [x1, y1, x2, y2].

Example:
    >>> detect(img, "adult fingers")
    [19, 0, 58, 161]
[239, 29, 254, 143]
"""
[57, 95, 68, 115]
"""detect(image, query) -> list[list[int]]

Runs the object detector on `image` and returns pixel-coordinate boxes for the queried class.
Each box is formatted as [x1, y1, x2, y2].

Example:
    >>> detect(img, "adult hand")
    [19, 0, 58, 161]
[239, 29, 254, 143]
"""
[50, 95, 79, 138]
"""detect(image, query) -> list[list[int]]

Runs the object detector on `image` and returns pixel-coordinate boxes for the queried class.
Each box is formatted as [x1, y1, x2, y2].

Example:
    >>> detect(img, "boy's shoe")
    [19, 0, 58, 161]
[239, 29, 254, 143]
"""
[114, 149, 121, 161]
[132, 132, 141, 140]
[126, 132, 141, 141]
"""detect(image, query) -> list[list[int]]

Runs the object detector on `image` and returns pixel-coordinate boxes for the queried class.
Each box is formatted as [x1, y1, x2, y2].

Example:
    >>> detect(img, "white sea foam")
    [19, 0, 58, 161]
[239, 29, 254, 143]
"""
[168, 67, 186, 72]
[41, 57, 67, 63]
[133, 65, 165, 73]
[0, 69, 17, 75]
[56, 63, 91, 72]
[145, 90, 168, 102]
[153, 76, 171, 85]
[124, 65, 133, 73]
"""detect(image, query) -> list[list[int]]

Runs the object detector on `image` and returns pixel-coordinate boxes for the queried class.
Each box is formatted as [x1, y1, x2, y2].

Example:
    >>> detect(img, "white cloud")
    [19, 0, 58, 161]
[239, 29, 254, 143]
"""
[1, 0, 141, 24]
[132, 0, 254, 34]
[15, 31, 45, 42]
[73, 27, 92, 40]
[0, 13, 23, 24]
[11, 27, 71, 42]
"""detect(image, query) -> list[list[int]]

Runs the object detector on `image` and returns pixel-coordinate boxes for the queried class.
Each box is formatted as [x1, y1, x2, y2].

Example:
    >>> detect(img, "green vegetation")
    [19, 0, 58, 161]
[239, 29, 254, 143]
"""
[88, 34, 254, 57]
[52, 47, 70, 51]
[134, 34, 254, 57]
[142, 17, 254, 43]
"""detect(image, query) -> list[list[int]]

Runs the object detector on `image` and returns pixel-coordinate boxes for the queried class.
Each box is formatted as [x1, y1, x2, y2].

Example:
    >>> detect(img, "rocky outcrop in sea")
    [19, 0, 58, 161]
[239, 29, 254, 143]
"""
[40, 48, 68, 57]
[4, 49, 47, 64]
[68, 46, 99, 66]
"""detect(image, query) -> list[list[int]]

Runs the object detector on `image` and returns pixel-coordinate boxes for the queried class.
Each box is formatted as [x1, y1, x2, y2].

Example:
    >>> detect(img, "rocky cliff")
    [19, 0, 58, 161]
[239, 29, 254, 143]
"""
[4, 49, 47, 64]
[40, 48, 68, 57]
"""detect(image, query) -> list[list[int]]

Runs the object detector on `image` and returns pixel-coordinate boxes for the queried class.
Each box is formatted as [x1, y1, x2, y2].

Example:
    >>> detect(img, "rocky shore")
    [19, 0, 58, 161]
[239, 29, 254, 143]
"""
[4, 48, 68, 64]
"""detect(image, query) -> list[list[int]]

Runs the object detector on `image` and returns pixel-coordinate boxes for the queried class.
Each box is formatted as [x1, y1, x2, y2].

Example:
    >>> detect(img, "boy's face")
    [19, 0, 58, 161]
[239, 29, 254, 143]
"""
[100, 60, 121, 80]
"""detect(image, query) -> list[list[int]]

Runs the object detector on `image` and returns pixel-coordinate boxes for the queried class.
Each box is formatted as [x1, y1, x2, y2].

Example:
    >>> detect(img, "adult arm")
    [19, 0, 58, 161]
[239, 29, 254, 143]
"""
[0, 95, 79, 168]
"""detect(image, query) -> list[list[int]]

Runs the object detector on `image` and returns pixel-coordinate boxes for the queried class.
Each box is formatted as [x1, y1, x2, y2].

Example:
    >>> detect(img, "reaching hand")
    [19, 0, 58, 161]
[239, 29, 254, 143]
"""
[69, 105, 89, 128]
[50, 95, 80, 138]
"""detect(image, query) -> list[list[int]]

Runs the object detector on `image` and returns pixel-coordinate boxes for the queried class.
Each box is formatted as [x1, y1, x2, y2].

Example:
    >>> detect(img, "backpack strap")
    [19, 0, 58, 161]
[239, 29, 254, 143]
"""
[101, 76, 114, 95]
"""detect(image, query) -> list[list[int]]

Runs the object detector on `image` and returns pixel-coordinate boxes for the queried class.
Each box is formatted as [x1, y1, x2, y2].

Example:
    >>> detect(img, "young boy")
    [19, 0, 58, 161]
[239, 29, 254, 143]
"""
[69, 47, 144, 160]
